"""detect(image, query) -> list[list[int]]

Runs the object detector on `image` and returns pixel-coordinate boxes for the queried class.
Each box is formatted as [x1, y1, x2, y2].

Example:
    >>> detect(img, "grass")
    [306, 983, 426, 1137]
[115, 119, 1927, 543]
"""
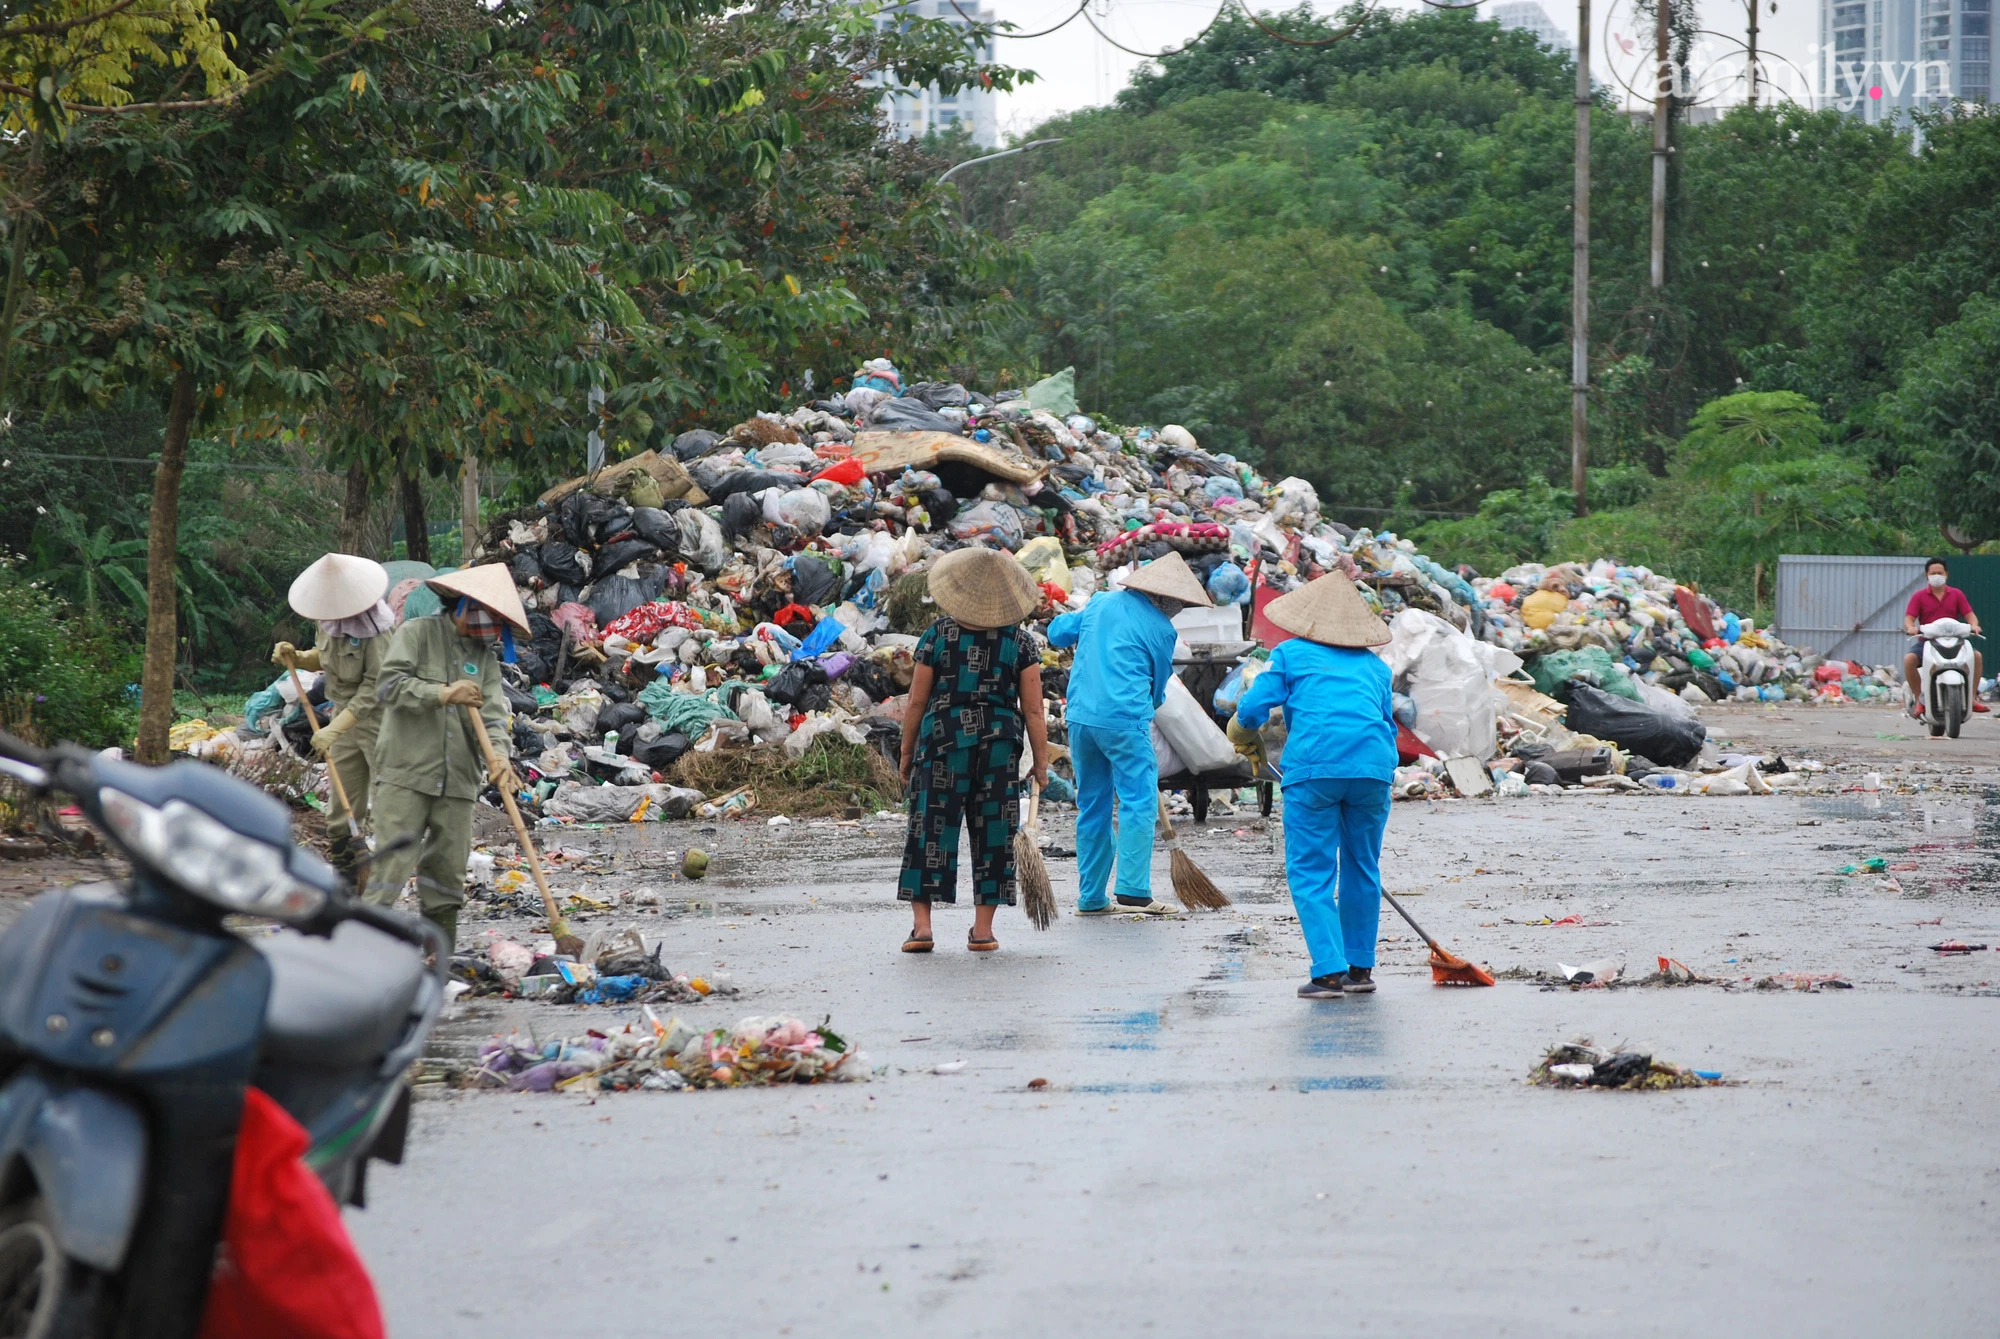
[671, 736, 903, 817]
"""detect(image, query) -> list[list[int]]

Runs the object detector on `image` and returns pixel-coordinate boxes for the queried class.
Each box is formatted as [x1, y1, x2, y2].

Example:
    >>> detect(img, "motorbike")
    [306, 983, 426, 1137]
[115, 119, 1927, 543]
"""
[1916, 617, 1976, 739]
[0, 730, 445, 1339]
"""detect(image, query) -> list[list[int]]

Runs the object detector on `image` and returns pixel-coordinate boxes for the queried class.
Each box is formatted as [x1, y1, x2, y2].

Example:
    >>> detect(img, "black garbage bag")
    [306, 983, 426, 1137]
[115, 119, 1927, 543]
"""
[510, 717, 545, 756]
[631, 506, 681, 553]
[500, 679, 540, 716]
[866, 397, 958, 434]
[528, 612, 562, 664]
[704, 469, 805, 503]
[633, 730, 692, 771]
[672, 428, 722, 461]
[847, 658, 901, 704]
[1522, 760, 1560, 786]
[512, 646, 550, 684]
[539, 541, 589, 587]
[720, 491, 763, 540]
[907, 381, 970, 409]
[791, 554, 839, 608]
[558, 491, 595, 547]
[1564, 683, 1706, 768]
[921, 487, 958, 527]
[592, 504, 634, 544]
[765, 660, 829, 708]
[594, 536, 659, 576]
[596, 701, 646, 735]
[509, 551, 544, 589]
[586, 568, 668, 626]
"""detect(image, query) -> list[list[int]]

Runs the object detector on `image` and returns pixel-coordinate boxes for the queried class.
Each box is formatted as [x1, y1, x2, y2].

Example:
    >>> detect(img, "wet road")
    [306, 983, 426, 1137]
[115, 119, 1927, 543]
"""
[351, 715, 2000, 1336]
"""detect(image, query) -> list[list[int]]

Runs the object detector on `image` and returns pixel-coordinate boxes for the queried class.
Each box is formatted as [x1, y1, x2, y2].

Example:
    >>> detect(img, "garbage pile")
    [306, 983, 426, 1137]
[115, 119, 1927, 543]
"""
[468, 1013, 864, 1092]
[1529, 1039, 1722, 1090]
[452, 926, 738, 1006]
[186, 357, 1889, 821]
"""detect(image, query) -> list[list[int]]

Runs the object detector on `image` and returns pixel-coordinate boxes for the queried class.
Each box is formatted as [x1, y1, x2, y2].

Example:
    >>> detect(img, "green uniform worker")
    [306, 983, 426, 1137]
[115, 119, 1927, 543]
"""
[366, 563, 528, 950]
[274, 553, 395, 880]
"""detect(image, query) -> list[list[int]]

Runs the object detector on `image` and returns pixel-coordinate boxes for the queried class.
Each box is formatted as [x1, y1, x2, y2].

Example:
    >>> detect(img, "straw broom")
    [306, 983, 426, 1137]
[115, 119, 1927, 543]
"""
[1156, 793, 1229, 910]
[1016, 781, 1055, 929]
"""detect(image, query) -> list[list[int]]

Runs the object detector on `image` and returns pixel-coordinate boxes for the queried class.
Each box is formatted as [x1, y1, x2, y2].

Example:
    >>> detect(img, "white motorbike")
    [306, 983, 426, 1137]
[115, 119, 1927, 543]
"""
[1916, 617, 1976, 739]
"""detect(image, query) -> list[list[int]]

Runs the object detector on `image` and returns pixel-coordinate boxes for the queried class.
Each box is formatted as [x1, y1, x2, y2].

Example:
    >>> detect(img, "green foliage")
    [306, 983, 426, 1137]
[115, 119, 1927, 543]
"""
[1413, 477, 1574, 576]
[0, 563, 140, 748]
[1881, 295, 2000, 543]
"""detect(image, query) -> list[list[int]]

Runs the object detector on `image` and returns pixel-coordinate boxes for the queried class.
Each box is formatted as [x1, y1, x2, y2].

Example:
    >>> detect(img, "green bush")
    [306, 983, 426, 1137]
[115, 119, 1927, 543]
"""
[0, 565, 142, 749]
[1412, 477, 1575, 576]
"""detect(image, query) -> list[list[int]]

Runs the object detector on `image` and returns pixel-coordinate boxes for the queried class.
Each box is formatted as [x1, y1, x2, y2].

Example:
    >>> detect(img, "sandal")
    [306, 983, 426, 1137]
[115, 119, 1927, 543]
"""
[967, 933, 999, 953]
[901, 930, 934, 954]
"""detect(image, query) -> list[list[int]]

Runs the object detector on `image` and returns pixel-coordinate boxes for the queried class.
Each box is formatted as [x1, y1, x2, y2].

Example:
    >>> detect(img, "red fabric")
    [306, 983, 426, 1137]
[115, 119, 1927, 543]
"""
[1906, 585, 1973, 625]
[1395, 724, 1436, 764]
[602, 600, 702, 642]
[198, 1088, 384, 1339]
[811, 458, 866, 486]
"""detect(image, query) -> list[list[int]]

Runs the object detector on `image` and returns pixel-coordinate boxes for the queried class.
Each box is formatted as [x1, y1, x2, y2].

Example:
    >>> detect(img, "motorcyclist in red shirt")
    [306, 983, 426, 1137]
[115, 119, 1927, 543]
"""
[1904, 556, 1987, 716]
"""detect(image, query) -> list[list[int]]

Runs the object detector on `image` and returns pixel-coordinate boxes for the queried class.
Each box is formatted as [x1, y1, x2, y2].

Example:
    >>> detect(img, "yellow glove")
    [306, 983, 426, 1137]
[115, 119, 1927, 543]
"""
[487, 757, 521, 792]
[309, 707, 357, 755]
[438, 679, 485, 708]
[271, 641, 321, 671]
[1226, 714, 1267, 769]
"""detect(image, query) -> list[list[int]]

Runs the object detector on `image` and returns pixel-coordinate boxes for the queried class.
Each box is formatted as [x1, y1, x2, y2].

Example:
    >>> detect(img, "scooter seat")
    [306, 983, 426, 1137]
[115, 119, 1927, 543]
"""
[257, 921, 425, 1070]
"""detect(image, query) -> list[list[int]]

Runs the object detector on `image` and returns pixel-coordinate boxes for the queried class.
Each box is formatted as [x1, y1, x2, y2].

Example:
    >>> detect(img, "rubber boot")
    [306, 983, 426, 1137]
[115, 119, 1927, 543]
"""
[421, 905, 458, 955]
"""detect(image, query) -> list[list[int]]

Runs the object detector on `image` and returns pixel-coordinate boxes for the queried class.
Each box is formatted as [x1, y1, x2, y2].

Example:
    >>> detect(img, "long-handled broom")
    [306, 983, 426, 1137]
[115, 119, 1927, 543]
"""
[284, 665, 359, 842]
[1382, 889, 1495, 987]
[1016, 780, 1056, 930]
[464, 705, 585, 959]
[1156, 793, 1229, 910]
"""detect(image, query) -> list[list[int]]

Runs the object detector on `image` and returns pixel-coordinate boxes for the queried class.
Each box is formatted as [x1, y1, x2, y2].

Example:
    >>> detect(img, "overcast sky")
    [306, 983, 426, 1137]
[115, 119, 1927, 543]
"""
[985, 0, 1823, 139]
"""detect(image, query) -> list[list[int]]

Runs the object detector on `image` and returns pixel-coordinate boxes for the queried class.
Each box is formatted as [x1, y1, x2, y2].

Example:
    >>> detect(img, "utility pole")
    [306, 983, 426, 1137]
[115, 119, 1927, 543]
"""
[1651, 0, 1670, 291]
[1572, 0, 1591, 515]
[1746, 0, 1764, 105]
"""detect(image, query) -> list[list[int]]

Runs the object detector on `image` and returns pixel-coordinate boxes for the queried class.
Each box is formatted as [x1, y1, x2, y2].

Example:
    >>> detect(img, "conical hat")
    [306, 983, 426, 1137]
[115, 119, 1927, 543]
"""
[1121, 551, 1213, 608]
[928, 547, 1039, 628]
[288, 553, 390, 622]
[426, 563, 531, 632]
[1263, 571, 1390, 648]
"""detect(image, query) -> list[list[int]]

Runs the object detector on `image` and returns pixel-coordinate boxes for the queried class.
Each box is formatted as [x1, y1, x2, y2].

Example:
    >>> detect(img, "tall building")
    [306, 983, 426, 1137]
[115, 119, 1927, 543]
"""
[1821, 0, 1991, 122]
[873, 0, 1001, 148]
[1491, 0, 1573, 52]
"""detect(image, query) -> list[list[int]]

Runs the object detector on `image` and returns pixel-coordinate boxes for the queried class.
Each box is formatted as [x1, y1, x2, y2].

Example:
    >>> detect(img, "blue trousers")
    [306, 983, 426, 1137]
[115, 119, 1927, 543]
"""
[1282, 776, 1391, 978]
[1071, 723, 1157, 908]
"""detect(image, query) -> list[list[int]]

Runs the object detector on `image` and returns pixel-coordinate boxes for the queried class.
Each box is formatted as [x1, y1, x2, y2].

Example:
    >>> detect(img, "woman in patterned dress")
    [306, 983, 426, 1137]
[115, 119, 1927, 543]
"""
[897, 547, 1051, 953]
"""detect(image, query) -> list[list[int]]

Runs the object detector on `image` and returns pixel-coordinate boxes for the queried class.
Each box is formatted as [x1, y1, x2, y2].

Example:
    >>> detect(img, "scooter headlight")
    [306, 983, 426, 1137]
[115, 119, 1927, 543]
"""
[100, 789, 326, 921]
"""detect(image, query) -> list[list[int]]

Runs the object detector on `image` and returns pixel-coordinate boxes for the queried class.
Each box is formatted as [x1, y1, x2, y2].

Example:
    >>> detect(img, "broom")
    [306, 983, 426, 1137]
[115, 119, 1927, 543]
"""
[1382, 888, 1495, 987]
[1016, 780, 1056, 930]
[463, 705, 586, 960]
[1156, 793, 1229, 910]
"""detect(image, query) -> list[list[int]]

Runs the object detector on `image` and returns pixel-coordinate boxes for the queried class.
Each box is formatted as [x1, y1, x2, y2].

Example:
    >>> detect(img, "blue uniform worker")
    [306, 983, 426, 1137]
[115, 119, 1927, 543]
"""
[1231, 571, 1396, 998]
[1048, 553, 1214, 914]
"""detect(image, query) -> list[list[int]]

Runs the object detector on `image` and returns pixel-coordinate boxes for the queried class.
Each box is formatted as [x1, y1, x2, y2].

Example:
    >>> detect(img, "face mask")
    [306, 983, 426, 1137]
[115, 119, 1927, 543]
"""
[1929, 573, 1948, 590]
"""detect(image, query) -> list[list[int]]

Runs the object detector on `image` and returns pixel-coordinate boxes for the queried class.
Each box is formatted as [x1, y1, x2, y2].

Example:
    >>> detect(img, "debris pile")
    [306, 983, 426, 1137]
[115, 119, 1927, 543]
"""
[469, 1013, 864, 1092]
[189, 359, 1891, 820]
[452, 926, 739, 1005]
[1529, 1040, 1722, 1090]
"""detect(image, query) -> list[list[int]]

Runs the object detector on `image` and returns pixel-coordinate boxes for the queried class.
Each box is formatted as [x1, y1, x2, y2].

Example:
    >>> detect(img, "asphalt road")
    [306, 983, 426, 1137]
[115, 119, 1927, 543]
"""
[347, 702, 2000, 1337]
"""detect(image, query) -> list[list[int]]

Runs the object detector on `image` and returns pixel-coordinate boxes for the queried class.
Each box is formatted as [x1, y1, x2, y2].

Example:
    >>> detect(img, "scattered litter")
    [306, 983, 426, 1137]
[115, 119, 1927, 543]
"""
[468, 1013, 864, 1091]
[1930, 941, 1989, 954]
[932, 1060, 967, 1075]
[1530, 1039, 1722, 1090]
[1557, 956, 1625, 985]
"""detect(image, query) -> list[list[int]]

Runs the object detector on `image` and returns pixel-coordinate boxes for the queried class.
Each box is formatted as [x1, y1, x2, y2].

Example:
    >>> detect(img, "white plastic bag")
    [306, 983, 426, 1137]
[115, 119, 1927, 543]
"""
[1154, 675, 1239, 774]
[1379, 610, 1523, 762]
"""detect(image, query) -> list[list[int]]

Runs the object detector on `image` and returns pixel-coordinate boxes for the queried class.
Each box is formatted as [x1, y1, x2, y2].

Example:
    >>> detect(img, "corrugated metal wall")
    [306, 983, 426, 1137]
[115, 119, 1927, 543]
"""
[1775, 554, 2000, 664]
[1774, 555, 1926, 665]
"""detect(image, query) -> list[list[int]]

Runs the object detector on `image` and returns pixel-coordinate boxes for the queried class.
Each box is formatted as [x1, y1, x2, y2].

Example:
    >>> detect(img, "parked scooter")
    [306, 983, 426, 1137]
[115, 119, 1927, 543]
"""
[0, 730, 444, 1339]
[1916, 617, 1976, 739]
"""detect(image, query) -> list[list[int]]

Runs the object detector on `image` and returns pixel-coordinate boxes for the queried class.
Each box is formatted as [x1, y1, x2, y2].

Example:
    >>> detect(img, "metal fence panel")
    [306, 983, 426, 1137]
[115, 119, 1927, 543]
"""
[1774, 555, 1926, 665]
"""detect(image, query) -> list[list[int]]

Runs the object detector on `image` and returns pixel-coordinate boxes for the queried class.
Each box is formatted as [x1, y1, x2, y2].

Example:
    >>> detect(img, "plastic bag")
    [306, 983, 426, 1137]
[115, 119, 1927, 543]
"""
[538, 542, 590, 587]
[594, 537, 659, 576]
[1155, 675, 1238, 774]
[947, 500, 1025, 551]
[1211, 659, 1265, 717]
[1206, 560, 1249, 606]
[791, 554, 840, 608]
[1380, 609, 1523, 762]
[1530, 646, 1641, 702]
[196, 1089, 384, 1339]
[775, 488, 830, 536]
[1015, 536, 1071, 593]
[866, 397, 958, 434]
[1022, 366, 1078, 417]
[586, 569, 667, 626]
[630, 507, 682, 553]
[675, 507, 729, 574]
[1151, 721, 1183, 778]
[1563, 683, 1707, 768]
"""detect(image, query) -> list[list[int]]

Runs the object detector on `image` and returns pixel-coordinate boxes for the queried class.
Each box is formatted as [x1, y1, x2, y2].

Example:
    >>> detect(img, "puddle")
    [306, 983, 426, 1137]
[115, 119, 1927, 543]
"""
[1295, 1076, 1389, 1092]
[1078, 1009, 1160, 1051]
